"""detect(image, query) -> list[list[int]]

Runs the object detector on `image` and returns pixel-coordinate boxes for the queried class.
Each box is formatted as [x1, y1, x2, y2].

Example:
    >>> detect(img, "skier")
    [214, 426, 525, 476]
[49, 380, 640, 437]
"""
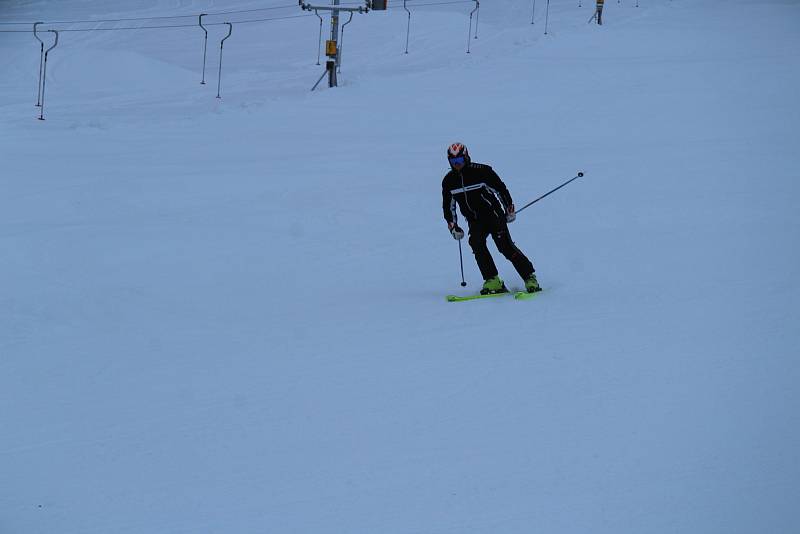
[595, 0, 604, 25]
[442, 142, 541, 294]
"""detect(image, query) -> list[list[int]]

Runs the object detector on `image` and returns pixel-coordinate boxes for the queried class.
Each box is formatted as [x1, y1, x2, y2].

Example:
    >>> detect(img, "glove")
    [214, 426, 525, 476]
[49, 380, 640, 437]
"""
[506, 204, 516, 223]
[449, 223, 464, 240]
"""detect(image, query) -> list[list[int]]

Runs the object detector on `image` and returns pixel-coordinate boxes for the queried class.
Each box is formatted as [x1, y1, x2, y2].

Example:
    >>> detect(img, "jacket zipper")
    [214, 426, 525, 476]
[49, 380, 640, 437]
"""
[459, 171, 478, 218]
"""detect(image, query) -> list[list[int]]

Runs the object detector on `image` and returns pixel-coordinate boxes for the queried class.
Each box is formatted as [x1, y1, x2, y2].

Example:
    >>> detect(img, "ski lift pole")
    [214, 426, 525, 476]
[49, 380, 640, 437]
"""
[216, 22, 232, 99]
[33, 22, 44, 106]
[594, 0, 604, 24]
[329, 0, 340, 87]
[38, 30, 58, 121]
[299, 0, 370, 88]
[467, 1, 479, 53]
[516, 172, 585, 215]
[403, 0, 411, 54]
[199, 14, 208, 84]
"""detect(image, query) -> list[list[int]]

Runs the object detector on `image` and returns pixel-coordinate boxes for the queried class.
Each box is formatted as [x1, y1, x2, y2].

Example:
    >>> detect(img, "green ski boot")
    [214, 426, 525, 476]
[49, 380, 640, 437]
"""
[480, 275, 508, 295]
[524, 273, 542, 293]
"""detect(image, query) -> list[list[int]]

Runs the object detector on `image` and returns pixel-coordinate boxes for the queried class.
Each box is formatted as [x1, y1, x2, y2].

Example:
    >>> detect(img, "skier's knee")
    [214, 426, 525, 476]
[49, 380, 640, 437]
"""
[468, 235, 485, 250]
[495, 239, 517, 258]
[500, 248, 518, 261]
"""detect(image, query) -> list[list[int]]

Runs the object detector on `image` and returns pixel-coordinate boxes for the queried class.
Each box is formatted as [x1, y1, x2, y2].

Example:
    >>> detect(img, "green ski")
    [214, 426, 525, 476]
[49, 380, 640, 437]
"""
[446, 291, 513, 302]
[445, 290, 543, 302]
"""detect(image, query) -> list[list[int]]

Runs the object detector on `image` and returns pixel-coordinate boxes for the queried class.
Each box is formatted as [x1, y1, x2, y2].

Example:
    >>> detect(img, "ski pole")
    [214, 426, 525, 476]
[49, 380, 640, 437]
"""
[458, 239, 467, 286]
[516, 171, 585, 214]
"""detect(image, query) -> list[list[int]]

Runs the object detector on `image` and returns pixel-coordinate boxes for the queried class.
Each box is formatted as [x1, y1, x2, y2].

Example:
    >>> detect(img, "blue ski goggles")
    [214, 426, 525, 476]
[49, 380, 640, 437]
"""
[448, 156, 465, 165]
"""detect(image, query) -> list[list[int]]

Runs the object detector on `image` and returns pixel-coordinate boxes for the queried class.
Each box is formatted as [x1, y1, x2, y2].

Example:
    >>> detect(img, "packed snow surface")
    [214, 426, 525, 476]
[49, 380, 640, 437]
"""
[1, 0, 799, 532]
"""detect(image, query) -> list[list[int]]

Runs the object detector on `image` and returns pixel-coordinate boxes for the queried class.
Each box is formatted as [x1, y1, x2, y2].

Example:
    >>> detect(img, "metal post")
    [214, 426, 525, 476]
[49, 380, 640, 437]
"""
[315, 10, 323, 65]
[467, 1, 479, 53]
[531, 0, 536, 24]
[338, 12, 353, 73]
[544, 0, 551, 35]
[199, 14, 208, 84]
[329, 0, 340, 87]
[474, 0, 480, 39]
[33, 22, 44, 106]
[216, 23, 232, 99]
[403, 0, 411, 54]
[38, 30, 58, 121]
[299, 0, 367, 88]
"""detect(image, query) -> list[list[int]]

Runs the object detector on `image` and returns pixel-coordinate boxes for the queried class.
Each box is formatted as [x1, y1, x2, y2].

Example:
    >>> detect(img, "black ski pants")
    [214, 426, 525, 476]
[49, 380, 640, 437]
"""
[467, 217, 535, 281]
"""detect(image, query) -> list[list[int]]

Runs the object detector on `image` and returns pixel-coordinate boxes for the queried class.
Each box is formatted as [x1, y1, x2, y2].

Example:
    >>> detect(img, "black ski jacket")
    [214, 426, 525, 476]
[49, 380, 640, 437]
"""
[442, 162, 513, 226]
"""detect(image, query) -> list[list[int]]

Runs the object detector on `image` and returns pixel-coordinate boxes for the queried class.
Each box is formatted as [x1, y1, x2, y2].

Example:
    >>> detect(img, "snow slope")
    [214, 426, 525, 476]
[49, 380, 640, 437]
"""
[1, 1, 799, 532]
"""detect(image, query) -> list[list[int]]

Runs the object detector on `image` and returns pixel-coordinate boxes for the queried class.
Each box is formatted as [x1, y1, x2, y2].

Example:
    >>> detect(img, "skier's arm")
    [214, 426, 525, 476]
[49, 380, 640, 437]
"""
[485, 167, 514, 211]
[442, 180, 464, 239]
[442, 182, 457, 225]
